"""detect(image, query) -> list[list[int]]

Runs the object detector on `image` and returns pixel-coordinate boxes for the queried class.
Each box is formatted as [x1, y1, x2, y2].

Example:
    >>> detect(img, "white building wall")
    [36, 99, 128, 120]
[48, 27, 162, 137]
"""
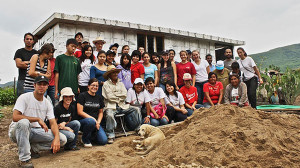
[35, 23, 216, 65]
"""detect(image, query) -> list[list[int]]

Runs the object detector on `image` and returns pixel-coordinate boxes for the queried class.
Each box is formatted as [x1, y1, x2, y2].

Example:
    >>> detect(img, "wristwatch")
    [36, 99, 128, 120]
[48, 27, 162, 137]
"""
[146, 115, 150, 118]
[37, 72, 40, 76]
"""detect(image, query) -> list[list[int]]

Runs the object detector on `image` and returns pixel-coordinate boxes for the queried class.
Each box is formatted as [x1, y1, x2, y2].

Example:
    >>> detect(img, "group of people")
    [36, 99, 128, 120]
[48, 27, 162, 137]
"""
[11, 32, 263, 168]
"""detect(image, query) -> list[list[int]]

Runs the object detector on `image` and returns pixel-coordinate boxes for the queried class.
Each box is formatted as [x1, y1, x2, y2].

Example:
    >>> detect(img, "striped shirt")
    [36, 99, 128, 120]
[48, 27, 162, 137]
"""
[24, 57, 48, 90]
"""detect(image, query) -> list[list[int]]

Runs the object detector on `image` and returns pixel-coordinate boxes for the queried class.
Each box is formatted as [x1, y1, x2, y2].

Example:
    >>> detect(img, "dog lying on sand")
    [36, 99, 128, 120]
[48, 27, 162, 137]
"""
[133, 124, 165, 155]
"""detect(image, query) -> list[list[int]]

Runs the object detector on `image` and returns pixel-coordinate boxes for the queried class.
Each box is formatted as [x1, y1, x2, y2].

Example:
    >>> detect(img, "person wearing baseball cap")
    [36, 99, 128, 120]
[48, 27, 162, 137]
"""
[213, 60, 230, 88]
[105, 50, 117, 66]
[102, 65, 139, 143]
[9, 75, 67, 168]
[179, 73, 203, 116]
[54, 87, 80, 150]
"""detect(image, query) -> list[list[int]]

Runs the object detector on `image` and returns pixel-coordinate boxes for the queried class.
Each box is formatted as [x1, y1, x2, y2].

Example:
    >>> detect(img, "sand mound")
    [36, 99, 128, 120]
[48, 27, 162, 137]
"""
[133, 105, 300, 168]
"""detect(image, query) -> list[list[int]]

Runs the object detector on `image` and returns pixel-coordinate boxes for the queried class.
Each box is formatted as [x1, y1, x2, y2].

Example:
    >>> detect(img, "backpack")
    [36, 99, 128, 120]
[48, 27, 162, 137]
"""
[124, 109, 140, 131]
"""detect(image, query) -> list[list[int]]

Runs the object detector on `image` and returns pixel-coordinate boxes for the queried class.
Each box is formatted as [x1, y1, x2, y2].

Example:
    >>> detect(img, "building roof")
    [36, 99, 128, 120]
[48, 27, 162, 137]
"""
[33, 13, 245, 46]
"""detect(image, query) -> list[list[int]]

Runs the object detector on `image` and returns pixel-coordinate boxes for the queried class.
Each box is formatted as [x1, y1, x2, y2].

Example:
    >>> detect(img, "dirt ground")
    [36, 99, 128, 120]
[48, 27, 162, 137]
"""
[1, 105, 300, 168]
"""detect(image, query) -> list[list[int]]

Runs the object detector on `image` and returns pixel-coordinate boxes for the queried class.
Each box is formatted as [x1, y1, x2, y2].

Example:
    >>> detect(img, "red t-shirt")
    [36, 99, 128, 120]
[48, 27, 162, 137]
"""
[179, 86, 198, 106]
[176, 62, 196, 86]
[49, 57, 56, 86]
[203, 81, 223, 104]
[130, 62, 145, 84]
[74, 50, 82, 58]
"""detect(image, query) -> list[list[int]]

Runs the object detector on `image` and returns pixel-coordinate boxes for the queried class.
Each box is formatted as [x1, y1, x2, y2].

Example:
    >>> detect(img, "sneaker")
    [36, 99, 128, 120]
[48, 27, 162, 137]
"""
[30, 150, 40, 159]
[64, 146, 80, 151]
[20, 159, 34, 168]
[81, 138, 92, 148]
[108, 138, 114, 144]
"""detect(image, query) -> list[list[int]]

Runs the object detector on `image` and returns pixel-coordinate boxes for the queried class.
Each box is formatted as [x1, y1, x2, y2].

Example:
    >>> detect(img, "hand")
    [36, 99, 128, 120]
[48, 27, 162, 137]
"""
[38, 119, 48, 132]
[216, 103, 221, 106]
[96, 122, 100, 130]
[154, 113, 159, 119]
[51, 137, 60, 154]
[64, 127, 74, 133]
[181, 109, 188, 114]
[191, 105, 196, 111]
[92, 117, 97, 123]
[259, 78, 263, 85]
[78, 88, 80, 94]
[176, 86, 179, 90]
[144, 117, 150, 124]
[55, 90, 59, 100]
[58, 122, 66, 129]
[162, 115, 169, 122]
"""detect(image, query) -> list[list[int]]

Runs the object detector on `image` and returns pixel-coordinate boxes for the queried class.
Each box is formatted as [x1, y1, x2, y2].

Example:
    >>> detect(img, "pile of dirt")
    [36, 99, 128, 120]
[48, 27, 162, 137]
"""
[133, 105, 300, 168]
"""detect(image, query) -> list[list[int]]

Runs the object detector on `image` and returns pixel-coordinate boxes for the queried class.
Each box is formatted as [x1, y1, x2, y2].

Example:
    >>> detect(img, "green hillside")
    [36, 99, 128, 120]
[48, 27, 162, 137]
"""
[250, 43, 300, 71]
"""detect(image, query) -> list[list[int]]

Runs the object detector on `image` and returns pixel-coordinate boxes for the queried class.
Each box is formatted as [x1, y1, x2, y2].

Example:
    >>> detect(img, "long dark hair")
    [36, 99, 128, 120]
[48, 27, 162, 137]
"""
[159, 53, 171, 70]
[237, 47, 247, 56]
[37, 43, 55, 55]
[150, 52, 160, 64]
[121, 45, 129, 53]
[120, 53, 131, 70]
[79, 45, 94, 64]
[165, 81, 178, 98]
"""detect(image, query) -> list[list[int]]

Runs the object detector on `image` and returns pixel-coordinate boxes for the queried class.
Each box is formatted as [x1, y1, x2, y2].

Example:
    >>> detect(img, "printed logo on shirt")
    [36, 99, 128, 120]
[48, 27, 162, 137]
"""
[60, 113, 71, 118]
[85, 102, 100, 108]
[186, 93, 195, 101]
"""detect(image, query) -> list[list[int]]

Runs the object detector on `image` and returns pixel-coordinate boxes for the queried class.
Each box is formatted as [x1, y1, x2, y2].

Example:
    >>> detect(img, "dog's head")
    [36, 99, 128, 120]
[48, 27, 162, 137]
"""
[137, 124, 152, 137]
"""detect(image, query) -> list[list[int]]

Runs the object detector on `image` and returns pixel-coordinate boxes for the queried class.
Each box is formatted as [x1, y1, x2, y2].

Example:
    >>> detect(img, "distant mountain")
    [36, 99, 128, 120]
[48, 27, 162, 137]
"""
[250, 43, 300, 71]
[0, 81, 14, 88]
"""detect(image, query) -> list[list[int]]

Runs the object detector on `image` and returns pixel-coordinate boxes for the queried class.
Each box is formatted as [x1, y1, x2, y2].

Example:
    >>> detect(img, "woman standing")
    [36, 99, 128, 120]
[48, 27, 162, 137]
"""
[203, 72, 224, 108]
[157, 51, 177, 91]
[130, 50, 145, 84]
[192, 50, 210, 104]
[224, 73, 249, 107]
[237, 47, 263, 108]
[90, 50, 107, 96]
[78, 45, 95, 93]
[77, 78, 107, 147]
[165, 81, 187, 123]
[150, 52, 160, 68]
[24, 43, 53, 93]
[116, 53, 132, 90]
[168, 49, 178, 64]
[176, 50, 196, 88]
[121, 45, 130, 54]
[143, 52, 158, 85]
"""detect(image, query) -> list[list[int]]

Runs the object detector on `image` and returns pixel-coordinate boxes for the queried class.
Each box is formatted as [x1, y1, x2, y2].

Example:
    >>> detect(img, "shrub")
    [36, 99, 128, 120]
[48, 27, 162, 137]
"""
[0, 87, 16, 106]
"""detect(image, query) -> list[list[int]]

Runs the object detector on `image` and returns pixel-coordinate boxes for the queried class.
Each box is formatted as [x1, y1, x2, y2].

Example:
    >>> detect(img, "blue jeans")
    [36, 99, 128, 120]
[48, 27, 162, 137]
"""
[46, 85, 55, 106]
[79, 118, 107, 145]
[17, 80, 25, 97]
[149, 117, 168, 126]
[59, 120, 80, 149]
[159, 83, 166, 92]
[195, 81, 207, 104]
[105, 107, 138, 139]
[8, 119, 67, 161]
[186, 104, 203, 116]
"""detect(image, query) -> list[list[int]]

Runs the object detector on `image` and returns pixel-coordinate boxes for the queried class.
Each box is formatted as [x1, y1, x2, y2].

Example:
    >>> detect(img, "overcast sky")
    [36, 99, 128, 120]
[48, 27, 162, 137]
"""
[0, 0, 299, 83]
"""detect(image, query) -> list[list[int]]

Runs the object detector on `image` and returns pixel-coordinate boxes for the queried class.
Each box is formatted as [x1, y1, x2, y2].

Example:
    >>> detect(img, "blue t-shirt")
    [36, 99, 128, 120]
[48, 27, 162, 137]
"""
[144, 64, 157, 81]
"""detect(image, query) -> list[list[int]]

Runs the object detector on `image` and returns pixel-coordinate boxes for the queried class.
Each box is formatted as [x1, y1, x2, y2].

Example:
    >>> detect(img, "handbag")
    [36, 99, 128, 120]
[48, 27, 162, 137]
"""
[150, 103, 166, 119]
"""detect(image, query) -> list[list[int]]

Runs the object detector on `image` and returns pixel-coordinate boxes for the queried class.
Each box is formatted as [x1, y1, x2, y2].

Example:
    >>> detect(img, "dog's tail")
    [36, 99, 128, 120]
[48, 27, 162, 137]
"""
[135, 145, 155, 155]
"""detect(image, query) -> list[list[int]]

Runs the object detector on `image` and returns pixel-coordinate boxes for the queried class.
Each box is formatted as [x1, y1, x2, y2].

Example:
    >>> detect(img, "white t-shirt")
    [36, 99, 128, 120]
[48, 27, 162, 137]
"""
[146, 87, 166, 108]
[164, 91, 185, 108]
[126, 88, 151, 109]
[231, 87, 239, 103]
[192, 60, 209, 83]
[79, 59, 94, 86]
[11, 92, 54, 128]
[237, 57, 257, 81]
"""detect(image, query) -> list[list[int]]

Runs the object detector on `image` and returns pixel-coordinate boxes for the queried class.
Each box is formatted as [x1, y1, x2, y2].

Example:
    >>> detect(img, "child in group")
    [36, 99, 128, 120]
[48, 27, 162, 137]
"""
[230, 62, 245, 82]
[179, 73, 203, 116]
[116, 53, 132, 90]
[130, 50, 145, 84]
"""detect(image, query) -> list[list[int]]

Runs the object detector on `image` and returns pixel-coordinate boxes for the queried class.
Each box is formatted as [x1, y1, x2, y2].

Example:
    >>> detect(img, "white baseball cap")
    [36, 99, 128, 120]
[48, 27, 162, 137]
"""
[134, 78, 144, 84]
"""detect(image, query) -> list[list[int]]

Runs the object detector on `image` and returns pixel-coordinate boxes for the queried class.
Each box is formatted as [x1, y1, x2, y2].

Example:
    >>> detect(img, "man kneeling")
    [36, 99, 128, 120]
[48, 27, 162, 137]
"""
[8, 76, 67, 168]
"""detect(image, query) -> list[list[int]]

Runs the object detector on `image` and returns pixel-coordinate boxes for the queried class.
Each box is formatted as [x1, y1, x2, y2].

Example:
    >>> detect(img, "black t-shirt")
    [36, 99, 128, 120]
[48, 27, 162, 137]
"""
[77, 91, 104, 120]
[54, 101, 77, 124]
[14, 48, 37, 80]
